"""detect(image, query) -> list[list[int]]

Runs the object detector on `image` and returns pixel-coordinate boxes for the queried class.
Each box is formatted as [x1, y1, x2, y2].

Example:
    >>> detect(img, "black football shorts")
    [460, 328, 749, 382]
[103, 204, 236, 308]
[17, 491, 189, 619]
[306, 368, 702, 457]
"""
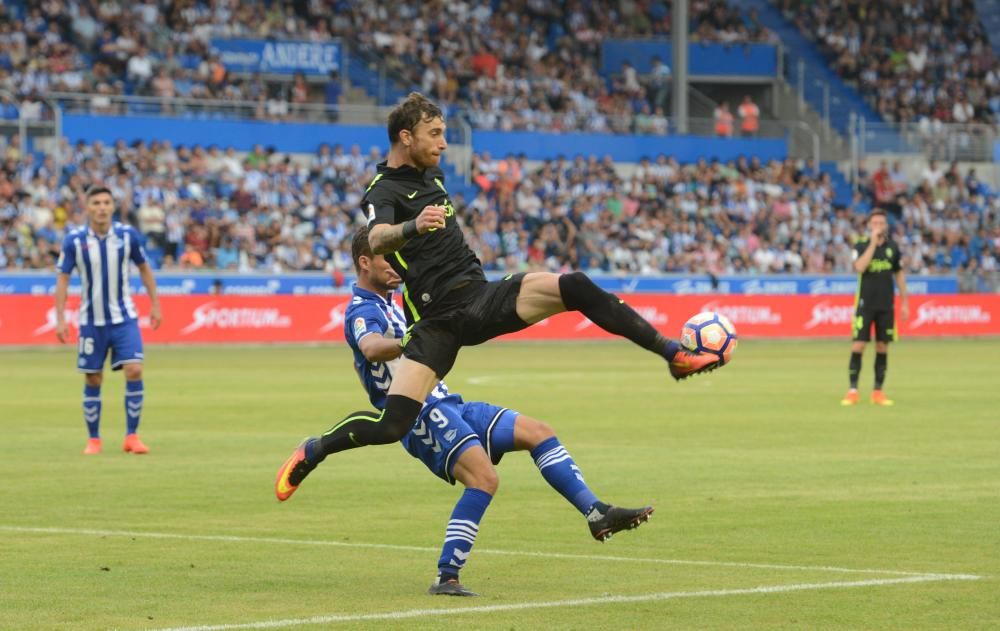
[402, 273, 529, 377]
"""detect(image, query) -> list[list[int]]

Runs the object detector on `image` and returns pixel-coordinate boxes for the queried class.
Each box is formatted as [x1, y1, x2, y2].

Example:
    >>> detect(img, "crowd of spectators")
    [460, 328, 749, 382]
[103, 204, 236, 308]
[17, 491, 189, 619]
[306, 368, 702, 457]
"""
[782, 0, 1000, 130]
[0, 0, 774, 133]
[350, 0, 775, 133]
[3, 135, 997, 281]
[855, 158, 999, 280]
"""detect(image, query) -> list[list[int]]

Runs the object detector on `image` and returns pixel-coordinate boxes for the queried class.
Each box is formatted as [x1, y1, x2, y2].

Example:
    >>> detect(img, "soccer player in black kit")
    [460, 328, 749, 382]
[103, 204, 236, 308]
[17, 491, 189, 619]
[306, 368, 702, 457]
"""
[276, 93, 722, 544]
[842, 209, 909, 406]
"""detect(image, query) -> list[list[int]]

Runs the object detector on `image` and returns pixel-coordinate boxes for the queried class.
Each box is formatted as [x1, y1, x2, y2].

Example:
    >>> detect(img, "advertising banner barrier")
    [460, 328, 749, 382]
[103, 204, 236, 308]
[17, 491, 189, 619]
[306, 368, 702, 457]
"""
[2, 294, 997, 346]
[0, 273, 959, 296]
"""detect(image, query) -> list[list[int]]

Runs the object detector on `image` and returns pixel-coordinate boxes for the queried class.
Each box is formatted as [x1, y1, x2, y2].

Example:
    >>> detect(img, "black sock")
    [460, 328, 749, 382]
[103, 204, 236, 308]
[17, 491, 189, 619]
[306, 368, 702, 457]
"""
[318, 395, 422, 456]
[874, 352, 887, 390]
[849, 352, 862, 389]
[558, 272, 675, 360]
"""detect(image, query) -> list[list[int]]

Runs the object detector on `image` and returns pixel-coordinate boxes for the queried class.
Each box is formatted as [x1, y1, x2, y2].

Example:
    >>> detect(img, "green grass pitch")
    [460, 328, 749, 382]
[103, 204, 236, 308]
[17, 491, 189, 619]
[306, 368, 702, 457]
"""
[1, 339, 998, 629]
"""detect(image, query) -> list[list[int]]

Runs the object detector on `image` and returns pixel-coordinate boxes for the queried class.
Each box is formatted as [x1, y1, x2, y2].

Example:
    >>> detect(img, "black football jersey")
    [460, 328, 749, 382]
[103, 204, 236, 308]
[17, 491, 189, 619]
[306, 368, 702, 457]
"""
[362, 162, 485, 322]
[853, 238, 902, 310]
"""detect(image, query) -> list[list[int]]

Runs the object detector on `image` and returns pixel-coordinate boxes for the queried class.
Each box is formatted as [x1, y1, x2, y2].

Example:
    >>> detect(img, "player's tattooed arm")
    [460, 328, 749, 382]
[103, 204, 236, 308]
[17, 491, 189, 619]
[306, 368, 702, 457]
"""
[369, 205, 448, 254]
[368, 222, 410, 255]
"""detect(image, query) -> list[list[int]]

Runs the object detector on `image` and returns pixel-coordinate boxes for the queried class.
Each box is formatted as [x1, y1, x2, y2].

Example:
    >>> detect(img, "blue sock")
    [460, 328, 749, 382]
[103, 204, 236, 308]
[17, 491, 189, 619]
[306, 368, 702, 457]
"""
[531, 436, 600, 515]
[83, 385, 101, 439]
[437, 488, 492, 578]
[125, 380, 143, 435]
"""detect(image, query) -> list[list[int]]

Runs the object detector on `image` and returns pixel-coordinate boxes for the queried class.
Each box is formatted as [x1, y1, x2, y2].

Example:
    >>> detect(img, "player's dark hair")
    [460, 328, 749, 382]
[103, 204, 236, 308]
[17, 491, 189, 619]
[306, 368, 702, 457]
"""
[351, 227, 373, 273]
[387, 92, 443, 144]
[868, 208, 887, 220]
[85, 185, 113, 199]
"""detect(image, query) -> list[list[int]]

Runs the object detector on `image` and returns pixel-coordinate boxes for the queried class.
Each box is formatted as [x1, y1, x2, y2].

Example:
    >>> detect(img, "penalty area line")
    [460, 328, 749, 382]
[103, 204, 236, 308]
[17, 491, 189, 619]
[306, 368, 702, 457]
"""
[152, 574, 981, 631]
[0, 525, 981, 580]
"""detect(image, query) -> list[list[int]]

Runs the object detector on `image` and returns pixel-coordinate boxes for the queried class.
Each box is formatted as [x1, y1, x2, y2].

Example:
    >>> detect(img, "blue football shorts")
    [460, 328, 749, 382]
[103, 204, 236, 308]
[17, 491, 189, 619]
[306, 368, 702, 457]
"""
[77, 320, 144, 373]
[399, 394, 519, 485]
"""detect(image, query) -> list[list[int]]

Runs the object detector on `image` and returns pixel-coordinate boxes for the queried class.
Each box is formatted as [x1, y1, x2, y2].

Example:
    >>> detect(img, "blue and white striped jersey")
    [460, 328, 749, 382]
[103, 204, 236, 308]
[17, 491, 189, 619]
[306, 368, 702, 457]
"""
[344, 284, 448, 410]
[57, 222, 147, 326]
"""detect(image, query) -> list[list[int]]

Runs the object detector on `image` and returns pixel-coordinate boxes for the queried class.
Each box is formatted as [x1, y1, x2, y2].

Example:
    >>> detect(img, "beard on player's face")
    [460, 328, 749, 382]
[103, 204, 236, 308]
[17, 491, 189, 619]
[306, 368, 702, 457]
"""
[407, 119, 445, 168]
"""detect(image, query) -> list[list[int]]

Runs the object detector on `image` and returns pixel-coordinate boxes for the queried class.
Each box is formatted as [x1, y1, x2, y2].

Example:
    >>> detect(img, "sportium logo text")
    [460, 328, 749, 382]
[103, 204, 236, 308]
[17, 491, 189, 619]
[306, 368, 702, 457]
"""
[910, 302, 992, 329]
[181, 302, 293, 334]
[35, 307, 80, 335]
[318, 304, 347, 333]
[804, 301, 855, 329]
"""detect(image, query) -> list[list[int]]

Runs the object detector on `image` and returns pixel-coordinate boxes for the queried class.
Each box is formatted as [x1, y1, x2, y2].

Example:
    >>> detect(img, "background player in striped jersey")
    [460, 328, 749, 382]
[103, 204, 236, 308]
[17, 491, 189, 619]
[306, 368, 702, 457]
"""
[277, 228, 653, 597]
[54, 186, 162, 454]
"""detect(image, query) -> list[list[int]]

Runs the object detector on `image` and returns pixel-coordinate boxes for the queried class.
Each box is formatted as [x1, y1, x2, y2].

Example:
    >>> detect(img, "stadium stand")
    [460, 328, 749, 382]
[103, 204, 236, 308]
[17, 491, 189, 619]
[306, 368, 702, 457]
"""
[1, 0, 998, 289]
[0, 0, 773, 132]
[2, 136, 997, 280]
[779, 0, 1000, 128]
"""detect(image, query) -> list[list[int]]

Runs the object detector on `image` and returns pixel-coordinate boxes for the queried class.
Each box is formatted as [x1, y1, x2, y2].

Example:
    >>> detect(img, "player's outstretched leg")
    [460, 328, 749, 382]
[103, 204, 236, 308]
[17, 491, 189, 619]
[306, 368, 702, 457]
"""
[555, 272, 721, 380]
[529, 433, 655, 542]
[587, 505, 656, 542]
[275, 395, 422, 501]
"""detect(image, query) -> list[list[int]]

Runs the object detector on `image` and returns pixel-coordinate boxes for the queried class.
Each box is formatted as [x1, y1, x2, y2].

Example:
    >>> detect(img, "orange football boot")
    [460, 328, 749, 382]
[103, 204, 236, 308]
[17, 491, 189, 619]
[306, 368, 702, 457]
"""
[123, 434, 150, 454]
[871, 390, 894, 406]
[840, 389, 860, 406]
[275, 439, 322, 502]
[669, 349, 722, 381]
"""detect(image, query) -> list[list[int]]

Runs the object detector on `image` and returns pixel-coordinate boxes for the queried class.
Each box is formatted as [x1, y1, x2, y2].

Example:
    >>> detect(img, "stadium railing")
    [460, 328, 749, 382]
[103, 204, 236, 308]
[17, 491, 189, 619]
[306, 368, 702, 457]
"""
[854, 120, 998, 163]
[47, 91, 391, 125]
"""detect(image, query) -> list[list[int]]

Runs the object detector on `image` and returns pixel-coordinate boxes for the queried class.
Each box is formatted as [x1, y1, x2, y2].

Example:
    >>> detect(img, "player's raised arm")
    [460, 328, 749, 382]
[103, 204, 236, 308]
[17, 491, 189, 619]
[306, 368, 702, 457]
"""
[853, 233, 880, 273]
[368, 205, 447, 255]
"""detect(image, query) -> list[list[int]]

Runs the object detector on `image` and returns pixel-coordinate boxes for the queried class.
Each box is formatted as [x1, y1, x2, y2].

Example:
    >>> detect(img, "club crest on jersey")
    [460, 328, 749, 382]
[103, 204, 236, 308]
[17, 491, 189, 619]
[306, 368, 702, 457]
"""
[353, 317, 366, 338]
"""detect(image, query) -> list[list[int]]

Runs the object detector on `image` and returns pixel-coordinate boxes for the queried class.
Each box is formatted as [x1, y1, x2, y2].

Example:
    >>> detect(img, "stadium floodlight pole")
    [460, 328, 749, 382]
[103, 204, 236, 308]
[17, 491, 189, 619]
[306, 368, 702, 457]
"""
[672, 0, 689, 134]
[1, 89, 26, 158]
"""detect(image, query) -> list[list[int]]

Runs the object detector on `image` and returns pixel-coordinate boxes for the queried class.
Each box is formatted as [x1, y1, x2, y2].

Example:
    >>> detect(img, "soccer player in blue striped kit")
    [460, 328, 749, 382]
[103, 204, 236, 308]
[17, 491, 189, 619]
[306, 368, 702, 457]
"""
[277, 228, 653, 596]
[54, 186, 162, 454]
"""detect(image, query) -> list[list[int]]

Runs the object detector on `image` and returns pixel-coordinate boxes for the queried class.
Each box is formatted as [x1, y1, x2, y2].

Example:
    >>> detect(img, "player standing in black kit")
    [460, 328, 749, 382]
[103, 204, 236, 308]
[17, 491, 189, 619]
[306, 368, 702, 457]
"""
[842, 209, 909, 407]
[276, 93, 723, 498]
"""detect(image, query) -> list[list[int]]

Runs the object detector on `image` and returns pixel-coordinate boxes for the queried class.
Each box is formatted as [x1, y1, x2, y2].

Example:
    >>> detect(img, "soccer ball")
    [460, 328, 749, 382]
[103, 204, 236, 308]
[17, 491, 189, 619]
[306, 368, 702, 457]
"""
[680, 311, 737, 364]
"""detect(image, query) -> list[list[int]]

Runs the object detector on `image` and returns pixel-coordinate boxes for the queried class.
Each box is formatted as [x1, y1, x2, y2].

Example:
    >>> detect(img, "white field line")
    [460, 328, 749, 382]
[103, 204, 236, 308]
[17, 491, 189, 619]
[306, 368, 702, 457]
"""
[152, 575, 981, 631]
[0, 525, 981, 580]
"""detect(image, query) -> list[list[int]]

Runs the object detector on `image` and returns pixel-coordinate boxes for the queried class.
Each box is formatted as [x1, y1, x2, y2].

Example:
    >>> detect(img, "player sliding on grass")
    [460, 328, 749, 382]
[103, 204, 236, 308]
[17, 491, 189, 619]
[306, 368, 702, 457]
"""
[276, 92, 721, 530]
[280, 228, 653, 596]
